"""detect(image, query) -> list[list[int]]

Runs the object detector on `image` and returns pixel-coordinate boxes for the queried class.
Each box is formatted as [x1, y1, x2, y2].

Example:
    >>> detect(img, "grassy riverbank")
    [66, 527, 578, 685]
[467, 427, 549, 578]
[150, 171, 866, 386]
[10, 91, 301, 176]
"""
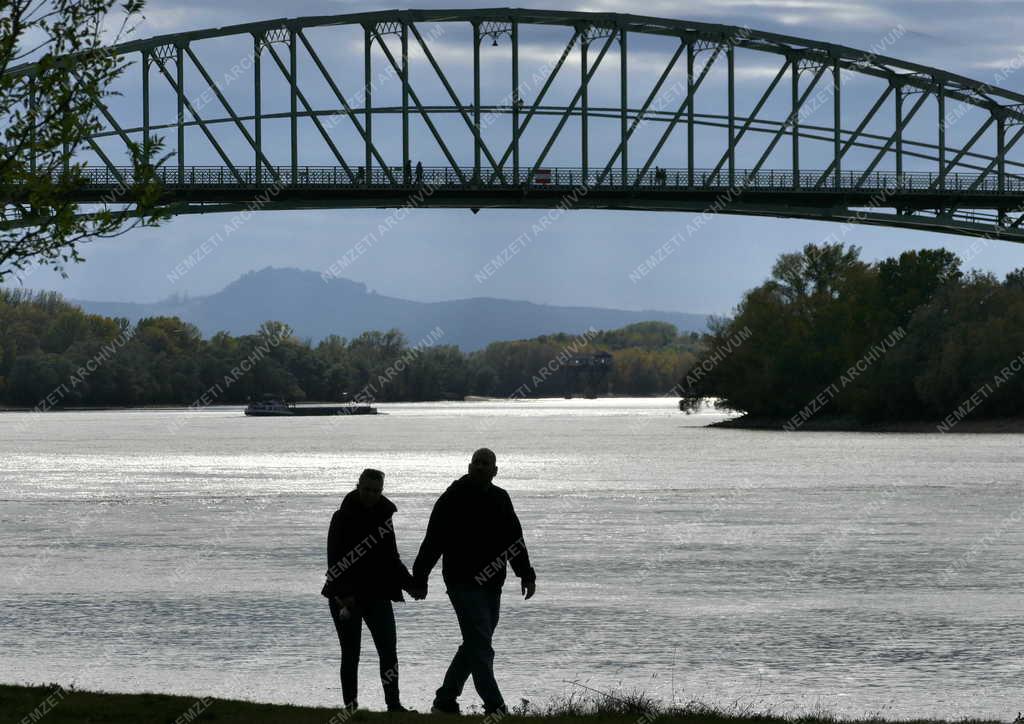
[710, 414, 1024, 433]
[0, 685, 1003, 724]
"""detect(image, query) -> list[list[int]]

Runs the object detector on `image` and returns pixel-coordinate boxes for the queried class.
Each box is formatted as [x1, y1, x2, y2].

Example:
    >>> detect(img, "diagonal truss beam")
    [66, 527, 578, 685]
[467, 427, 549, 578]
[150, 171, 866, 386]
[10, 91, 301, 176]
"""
[69, 68, 140, 184]
[528, 30, 618, 182]
[60, 71, 130, 183]
[929, 116, 995, 190]
[1007, 205, 1024, 230]
[371, 27, 468, 184]
[488, 29, 582, 183]
[709, 59, 790, 184]
[70, 70, 136, 157]
[597, 39, 686, 185]
[184, 45, 277, 181]
[263, 42, 356, 182]
[814, 84, 894, 188]
[854, 88, 931, 188]
[297, 30, 396, 185]
[408, 23, 506, 183]
[151, 54, 245, 183]
[965, 125, 1024, 192]
[635, 42, 725, 188]
[750, 63, 828, 177]
[83, 136, 128, 185]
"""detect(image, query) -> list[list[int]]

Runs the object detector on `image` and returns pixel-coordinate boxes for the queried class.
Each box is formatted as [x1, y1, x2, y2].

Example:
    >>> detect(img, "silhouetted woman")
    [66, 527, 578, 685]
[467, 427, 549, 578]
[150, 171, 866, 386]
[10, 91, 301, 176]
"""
[322, 468, 424, 711]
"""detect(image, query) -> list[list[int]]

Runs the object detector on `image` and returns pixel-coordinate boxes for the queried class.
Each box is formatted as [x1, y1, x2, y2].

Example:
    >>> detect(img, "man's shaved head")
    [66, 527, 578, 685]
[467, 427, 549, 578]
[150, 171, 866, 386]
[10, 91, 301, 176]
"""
[468, 448, 498, 482]
[472, 448, 496, 465]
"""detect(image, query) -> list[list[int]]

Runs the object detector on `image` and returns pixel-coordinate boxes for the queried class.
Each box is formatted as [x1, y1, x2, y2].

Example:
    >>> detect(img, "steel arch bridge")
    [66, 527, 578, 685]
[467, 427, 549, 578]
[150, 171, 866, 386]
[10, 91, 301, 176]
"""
[8, 8, 1024, 242]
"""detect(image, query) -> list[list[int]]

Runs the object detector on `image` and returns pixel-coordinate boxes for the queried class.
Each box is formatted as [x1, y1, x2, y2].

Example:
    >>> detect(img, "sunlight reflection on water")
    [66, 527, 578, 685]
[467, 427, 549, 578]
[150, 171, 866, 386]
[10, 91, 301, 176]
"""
[1, 399, 1022, 719]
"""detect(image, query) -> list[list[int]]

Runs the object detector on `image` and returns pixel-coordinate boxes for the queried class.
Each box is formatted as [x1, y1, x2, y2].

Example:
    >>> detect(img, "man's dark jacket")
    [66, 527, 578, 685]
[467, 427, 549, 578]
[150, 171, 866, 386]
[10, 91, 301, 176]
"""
[323, 490, 415, 602]
[412, 474, 536, 589]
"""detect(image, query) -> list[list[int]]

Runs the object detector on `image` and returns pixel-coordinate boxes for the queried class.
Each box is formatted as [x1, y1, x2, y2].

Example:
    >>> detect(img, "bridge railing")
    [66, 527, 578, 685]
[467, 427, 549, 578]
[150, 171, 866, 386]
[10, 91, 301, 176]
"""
[20, 165, 1024, 194]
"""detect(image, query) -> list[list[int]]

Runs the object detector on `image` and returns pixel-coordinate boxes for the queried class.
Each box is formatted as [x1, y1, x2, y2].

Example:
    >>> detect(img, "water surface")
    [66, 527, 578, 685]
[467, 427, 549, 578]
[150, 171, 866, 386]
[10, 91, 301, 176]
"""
[1, 399, 1021, 720]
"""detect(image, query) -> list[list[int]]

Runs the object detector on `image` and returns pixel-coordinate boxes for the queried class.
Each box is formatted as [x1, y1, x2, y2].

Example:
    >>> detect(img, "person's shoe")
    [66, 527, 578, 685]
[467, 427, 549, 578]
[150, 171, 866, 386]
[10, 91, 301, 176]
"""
[431, 699, 461, 715]
[387, 703, 416, 713]
[341, 701, 359, 713]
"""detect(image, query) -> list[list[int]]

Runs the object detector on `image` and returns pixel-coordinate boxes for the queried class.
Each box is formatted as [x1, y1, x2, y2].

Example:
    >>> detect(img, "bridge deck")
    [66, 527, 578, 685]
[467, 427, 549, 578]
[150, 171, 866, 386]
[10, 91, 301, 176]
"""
[60, 164, 1024, 193]
[44, 164, 1024, 214]
[7, 165, 1024, 240]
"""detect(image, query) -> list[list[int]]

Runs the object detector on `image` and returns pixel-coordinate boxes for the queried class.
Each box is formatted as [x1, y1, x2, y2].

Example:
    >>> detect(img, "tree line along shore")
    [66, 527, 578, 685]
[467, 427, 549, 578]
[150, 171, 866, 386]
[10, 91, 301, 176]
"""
[0, 289, 699, 408]
[4, 242, 1023, 429]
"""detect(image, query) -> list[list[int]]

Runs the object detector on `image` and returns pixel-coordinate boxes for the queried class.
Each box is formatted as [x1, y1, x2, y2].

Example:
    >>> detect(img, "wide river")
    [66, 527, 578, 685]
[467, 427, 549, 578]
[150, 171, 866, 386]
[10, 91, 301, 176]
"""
[1, 399, 1021, 720]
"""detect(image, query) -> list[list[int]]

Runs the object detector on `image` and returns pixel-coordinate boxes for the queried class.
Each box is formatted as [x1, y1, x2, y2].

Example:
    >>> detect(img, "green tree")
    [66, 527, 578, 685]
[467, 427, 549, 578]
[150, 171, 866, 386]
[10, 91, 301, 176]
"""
[1, 0, 168, 281]
[685, 243, 1024, 423]
[1004, 267, 1024, 290]
[877, 249, 963, 326]
[769, 242, 865, 304]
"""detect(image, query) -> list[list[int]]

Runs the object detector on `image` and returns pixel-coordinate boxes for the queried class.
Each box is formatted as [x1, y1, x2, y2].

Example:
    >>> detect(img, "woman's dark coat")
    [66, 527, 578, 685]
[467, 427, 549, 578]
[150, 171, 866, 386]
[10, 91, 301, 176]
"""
[322, 490, 414, 602]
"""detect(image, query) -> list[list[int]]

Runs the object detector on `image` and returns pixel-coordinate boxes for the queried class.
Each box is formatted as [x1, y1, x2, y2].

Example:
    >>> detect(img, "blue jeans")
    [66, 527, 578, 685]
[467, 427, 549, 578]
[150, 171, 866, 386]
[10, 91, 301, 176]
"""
[436, 584, 504, 712]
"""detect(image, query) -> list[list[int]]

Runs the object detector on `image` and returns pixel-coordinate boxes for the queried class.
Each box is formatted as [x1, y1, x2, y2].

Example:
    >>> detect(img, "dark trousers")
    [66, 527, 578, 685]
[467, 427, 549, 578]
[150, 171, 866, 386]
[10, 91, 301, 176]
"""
[329, 597, 400, 708]
[436, 583, 504, 712]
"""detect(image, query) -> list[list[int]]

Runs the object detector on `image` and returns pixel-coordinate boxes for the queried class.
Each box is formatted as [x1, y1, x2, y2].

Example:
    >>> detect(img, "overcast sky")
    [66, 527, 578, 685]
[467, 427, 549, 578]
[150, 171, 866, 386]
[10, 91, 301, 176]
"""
[10, 0, 1024, 315]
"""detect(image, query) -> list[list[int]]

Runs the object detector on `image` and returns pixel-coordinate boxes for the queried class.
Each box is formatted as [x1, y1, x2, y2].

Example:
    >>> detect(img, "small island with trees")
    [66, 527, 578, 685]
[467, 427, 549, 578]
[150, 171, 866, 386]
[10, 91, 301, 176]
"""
[680, 242, 1024, 431]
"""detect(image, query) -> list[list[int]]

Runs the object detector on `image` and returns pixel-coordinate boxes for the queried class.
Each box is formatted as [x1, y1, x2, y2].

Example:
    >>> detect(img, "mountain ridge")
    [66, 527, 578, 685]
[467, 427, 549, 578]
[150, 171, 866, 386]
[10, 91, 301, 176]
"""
[73, 267, 710, 350]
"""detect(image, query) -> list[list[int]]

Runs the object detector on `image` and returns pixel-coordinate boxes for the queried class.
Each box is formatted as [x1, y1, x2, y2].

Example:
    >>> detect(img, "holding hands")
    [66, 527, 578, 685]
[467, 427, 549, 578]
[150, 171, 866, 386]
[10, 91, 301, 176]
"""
[407, 584, 428, 601]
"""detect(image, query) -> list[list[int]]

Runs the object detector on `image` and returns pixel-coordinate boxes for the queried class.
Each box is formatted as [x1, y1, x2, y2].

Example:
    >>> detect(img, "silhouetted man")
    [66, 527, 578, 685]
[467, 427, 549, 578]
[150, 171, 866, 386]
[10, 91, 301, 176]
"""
[322, 468, 425, 712]
[413, 448, 537, 715]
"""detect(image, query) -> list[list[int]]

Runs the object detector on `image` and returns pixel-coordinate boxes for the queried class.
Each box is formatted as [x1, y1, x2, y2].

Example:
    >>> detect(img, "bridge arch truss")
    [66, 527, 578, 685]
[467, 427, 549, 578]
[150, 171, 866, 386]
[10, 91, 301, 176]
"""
[7, 8, 1024, 242]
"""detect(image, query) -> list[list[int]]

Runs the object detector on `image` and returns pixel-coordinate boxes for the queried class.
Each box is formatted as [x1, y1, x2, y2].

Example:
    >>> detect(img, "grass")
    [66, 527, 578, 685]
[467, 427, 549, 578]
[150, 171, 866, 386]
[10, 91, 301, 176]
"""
[0, 684, 1007, 724]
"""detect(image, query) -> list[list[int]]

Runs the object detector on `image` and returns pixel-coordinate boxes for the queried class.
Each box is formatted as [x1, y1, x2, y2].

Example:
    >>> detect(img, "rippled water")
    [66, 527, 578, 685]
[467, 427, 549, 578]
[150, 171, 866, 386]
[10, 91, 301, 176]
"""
[1, 399, 1022, 720]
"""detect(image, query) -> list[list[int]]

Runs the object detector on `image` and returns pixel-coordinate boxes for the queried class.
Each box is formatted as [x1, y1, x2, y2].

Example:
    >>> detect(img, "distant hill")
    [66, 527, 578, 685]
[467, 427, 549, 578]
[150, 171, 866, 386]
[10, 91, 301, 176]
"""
[74, 267, 709, 350]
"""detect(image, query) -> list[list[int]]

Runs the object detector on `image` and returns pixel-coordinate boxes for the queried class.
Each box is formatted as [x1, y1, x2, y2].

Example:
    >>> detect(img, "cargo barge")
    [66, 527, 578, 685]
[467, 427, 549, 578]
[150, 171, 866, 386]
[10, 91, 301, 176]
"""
[244, 398, 377, 416]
